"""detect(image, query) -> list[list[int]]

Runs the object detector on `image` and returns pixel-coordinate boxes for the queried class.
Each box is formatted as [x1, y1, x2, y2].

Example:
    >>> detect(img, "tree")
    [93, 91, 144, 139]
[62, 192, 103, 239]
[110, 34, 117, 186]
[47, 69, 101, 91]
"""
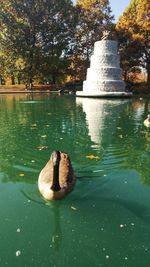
[0, 0, 44, 85]
[0, 0, 76, 85]
[116, 0, 150, 88]
[73, 0, 114, 80]
[38, 0, 77, 84]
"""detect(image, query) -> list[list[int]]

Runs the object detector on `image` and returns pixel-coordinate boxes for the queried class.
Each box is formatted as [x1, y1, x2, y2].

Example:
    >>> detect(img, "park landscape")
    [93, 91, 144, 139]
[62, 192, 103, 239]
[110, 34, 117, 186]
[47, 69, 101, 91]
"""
[0, 0, 149, 92]
[0, 1, 150, 267]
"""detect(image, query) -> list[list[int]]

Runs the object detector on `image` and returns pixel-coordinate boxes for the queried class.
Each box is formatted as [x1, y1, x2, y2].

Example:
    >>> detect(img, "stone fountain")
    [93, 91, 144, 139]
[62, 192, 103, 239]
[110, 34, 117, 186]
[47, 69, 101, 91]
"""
[76, 33, 132, 98]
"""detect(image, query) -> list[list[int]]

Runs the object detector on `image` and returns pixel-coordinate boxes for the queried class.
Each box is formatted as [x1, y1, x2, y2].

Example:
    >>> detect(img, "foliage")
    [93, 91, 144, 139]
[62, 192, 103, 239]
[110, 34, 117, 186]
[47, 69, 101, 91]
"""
[1, 0, 149, 87]
[116, 0, 150, 87]
[35, 0, 77, 84]
[73, 0, 114, 80]
[0, 0, 76, 84]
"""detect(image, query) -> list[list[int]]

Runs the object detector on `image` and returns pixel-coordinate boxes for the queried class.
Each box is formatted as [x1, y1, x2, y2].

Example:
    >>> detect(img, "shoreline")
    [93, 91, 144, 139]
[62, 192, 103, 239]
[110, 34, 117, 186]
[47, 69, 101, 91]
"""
[0, 84, 61, 94]
[0, 84, 149, 97]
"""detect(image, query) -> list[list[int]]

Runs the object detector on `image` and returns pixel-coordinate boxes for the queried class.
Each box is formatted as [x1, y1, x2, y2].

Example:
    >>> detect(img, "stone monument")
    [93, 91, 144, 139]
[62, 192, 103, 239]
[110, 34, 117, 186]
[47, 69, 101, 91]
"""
[76, 32, 132, 97]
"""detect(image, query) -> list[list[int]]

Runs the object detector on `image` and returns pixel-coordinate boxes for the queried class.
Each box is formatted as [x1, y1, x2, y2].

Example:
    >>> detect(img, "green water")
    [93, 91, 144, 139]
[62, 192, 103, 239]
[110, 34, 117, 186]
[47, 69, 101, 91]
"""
[0, 94, 150, 267]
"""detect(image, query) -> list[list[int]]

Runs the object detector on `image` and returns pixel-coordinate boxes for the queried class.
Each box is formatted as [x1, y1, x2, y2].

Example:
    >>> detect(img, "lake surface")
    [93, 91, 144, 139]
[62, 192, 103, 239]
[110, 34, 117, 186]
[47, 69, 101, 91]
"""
[0, 93, 150, 267]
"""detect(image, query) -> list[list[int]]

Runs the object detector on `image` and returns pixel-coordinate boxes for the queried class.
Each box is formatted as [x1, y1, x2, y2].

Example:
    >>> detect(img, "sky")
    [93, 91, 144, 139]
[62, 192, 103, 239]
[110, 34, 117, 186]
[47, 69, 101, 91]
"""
[109, 0, 131, 21]
[73, 0, 131, 22]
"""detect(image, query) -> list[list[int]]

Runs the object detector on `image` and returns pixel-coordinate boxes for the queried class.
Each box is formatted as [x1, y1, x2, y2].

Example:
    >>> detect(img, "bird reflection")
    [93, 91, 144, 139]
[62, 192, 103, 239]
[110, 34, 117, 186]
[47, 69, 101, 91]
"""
[21, 190, 62, 251]
[50, 203, 62, 251]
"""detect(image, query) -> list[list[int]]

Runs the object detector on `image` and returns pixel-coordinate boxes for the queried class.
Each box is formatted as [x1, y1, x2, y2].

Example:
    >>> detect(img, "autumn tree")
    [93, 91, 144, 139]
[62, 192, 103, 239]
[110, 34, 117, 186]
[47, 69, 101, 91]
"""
[0, 0, 76, 85]
[116, 0, 150, 88]
[73, 0, 114, 80]
[0, 0, 42, 85]
[37, 0, 77, 84]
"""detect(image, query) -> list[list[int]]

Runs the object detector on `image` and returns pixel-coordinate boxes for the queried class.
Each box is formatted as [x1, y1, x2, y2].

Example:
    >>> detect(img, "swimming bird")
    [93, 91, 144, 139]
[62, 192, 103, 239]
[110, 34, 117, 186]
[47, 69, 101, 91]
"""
[38, 150, 76, 200]
[144, 114, 150, 127]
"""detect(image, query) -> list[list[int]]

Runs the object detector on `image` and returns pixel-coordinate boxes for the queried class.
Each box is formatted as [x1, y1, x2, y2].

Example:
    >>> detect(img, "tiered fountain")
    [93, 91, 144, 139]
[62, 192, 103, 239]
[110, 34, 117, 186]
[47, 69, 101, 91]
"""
[76, 34, 132, 98]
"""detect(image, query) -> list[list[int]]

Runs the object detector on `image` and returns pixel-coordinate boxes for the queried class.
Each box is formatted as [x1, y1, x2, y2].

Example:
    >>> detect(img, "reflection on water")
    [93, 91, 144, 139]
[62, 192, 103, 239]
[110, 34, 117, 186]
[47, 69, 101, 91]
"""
[76, 97, 129, 144]
[0, 94, 150, 267]
[77, 97, 150, 183]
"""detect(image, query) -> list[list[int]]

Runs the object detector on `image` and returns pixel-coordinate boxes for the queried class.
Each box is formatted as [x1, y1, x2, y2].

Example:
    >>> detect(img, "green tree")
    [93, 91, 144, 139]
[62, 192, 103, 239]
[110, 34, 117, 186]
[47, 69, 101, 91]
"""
[0, 0, 76, 85]
[0, 48, 17, 84]
[37, 0, 77, 84]
[0, 0, 43, 85]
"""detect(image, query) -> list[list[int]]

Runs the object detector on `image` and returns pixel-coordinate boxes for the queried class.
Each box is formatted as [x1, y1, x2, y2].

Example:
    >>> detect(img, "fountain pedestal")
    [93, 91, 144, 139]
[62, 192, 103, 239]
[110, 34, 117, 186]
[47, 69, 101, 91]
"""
[76, 40, 132, 97]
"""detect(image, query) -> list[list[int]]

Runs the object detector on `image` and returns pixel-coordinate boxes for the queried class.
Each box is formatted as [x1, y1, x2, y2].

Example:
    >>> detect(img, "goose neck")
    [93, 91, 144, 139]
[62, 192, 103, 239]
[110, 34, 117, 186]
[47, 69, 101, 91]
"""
[51, 162, 61, 192]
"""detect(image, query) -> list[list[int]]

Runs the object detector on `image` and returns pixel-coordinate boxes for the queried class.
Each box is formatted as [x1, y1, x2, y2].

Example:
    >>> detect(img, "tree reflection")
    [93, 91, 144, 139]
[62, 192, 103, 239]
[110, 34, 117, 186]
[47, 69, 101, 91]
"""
[76, 97, 150, 186]
[0, 94, 150, 186]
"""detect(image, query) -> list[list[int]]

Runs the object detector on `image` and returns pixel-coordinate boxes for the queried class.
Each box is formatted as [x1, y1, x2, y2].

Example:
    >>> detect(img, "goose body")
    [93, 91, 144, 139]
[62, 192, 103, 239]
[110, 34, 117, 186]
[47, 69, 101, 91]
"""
[144, 114, 150, 127]
[38, 151, 76, 200]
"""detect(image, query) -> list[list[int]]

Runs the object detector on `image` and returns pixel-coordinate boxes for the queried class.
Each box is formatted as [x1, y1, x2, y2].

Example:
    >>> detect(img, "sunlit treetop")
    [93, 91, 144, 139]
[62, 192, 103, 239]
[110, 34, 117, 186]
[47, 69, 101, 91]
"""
[116, 0, 150, 40]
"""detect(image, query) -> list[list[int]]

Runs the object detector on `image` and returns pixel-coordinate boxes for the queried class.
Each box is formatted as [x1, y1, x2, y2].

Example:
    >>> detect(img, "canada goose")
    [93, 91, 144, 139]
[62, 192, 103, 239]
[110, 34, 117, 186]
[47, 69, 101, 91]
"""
[38, 150, 76, 200]
[144, 114, 150, 127]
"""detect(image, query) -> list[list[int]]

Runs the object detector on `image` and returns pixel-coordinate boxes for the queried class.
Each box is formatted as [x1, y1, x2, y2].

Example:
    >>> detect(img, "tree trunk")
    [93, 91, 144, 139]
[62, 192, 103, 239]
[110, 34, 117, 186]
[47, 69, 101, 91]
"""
[17, 74, 20, 84]
[52, 72, 56, 84]
[11, 74, 15, 85]
[29, 77, 33, 90]
[147, 62, 150, 91]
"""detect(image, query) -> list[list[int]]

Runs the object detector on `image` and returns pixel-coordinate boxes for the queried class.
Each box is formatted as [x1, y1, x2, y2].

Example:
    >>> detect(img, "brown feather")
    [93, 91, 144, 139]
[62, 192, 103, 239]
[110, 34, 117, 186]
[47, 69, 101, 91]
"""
[38, 151, 76, 200]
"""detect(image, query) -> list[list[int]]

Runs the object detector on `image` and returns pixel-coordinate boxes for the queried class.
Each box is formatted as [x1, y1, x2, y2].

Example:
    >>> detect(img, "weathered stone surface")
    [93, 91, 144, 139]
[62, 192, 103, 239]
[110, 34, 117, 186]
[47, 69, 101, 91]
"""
[83, 80, 125, 92]
[94, 40, 118, 55]
[76, 40, 132, 97]
[90, 54, 120, 68]
[86, 67, 122, 81]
